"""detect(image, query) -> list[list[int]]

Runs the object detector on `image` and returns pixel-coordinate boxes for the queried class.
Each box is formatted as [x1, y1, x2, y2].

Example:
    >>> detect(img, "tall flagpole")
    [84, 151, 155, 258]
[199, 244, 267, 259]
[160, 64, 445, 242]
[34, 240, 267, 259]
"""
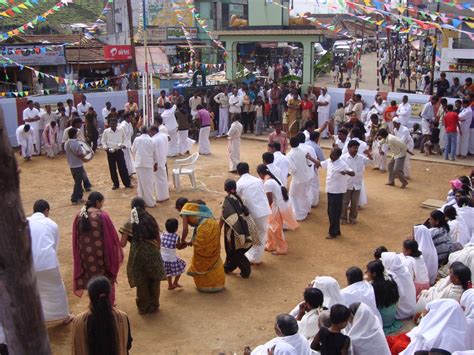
[143, 0, 151, 126]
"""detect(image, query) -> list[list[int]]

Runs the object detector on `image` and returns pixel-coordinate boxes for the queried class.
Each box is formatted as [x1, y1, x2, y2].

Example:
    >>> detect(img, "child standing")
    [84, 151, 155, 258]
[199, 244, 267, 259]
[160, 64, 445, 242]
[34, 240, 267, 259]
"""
[161, 218, 187, 290]
[255, 98, 264, 136]
[311, 304, 351, 355]
[424, 121, 441, 156]
[264, 98, 272, 128]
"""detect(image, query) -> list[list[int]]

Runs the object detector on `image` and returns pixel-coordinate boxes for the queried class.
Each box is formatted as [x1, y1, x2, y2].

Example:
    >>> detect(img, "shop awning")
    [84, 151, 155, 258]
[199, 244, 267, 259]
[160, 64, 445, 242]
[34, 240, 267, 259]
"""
[135, 46, 171, 74]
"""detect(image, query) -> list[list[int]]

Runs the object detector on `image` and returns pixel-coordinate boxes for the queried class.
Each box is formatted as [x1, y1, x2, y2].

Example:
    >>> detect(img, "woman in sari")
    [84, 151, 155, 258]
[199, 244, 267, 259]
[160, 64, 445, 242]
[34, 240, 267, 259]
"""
[287, 91, 301, 138]
[180, 202, 225, 292]
[256, 164, 299, 255]
[72, 192, 123, 304]
[72, 276, 132, 355]
[220, 179, 258, 278]
[119, 197, 165, 314]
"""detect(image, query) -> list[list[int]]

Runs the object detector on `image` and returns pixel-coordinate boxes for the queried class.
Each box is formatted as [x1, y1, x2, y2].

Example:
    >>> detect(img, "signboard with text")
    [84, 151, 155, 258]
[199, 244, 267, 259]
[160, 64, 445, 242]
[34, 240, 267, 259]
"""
[1, 45, 66, 66]
[166, 27, 198, 40]
[104, 45, 133, 61]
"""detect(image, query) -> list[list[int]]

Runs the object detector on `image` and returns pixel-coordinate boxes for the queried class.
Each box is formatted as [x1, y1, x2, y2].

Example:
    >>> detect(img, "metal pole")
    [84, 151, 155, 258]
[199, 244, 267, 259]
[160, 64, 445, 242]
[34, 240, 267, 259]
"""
[143, 0, 150, 126]
[149, 72, 154, 123]
[376, 24, 380, 91]
[429, 2, 441, 96]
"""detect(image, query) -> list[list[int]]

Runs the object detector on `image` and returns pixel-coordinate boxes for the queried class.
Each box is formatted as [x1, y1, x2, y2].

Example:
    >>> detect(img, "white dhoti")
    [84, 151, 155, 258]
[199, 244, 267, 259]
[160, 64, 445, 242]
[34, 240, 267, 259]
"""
[154, 165, 170, 202]
[20, 137, 34, 158]
[439, 125, 446, 150]
[359, 181, 368, 207]
[245, 215, 268, 264]
[123, 148, 135, 176]
[44, 143, 59, 158]
[457, 121, 472, 156]
[178, 130, 190, 154]
[228, 138, 240, 171]
[198, 126, 211, 155]
[136, 167, 156, 207]
[318, 112, 330, 137]
[403, 153, 411, 178]
[310, 171, 320, 207]
[32, 129, 40, 155]
[372, 141, 387, 171]
[36, 267, 70, 323]
[218, 107, 229, 135]
[168, 128, 179, 157]
[289, 179, 311, 221]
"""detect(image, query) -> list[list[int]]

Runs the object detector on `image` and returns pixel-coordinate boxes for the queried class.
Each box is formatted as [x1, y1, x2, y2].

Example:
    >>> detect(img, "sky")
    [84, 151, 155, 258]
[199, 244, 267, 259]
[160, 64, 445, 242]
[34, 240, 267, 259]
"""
[291, 0, 347, 14]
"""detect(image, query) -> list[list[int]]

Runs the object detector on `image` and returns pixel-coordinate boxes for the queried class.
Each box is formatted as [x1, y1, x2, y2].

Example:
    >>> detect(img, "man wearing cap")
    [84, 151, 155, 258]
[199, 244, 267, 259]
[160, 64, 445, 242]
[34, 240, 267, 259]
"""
[316, 87, 331, 137]
[393, 117, 414, 179]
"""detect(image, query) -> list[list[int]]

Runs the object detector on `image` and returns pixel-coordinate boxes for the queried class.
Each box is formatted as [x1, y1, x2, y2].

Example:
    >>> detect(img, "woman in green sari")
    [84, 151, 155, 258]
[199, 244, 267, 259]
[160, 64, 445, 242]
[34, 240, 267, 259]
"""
[180, 202, 225, 293]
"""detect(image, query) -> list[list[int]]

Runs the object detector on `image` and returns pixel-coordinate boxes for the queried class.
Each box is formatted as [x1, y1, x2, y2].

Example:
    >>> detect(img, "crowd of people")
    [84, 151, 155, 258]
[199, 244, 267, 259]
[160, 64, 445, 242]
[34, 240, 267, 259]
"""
[4, 75, 474, 354]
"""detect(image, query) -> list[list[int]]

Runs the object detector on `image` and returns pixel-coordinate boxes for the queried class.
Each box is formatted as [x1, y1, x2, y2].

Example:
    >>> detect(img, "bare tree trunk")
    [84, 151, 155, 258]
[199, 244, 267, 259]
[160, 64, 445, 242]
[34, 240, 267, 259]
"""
[0, 106, 51, 354]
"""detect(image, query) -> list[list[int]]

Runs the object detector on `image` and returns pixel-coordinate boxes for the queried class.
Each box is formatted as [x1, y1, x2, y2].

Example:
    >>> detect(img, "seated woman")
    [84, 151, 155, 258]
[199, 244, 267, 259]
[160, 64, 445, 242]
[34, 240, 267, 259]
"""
[455, 197, 474, 241]
[180, 202, 225, 293]
[413, 225, 438, 285]
[460, 289, 474, 350]
[311, 276, 343, 308]
[365, 260, 403, 335]
[427, 210, 453, 266]
[388, 299, 469, 355]
[444, 206, 470, 246]
[347, 302, 390, 355]
[400, 239, 430, 296]
[381, 252, 417, 320]
[119, 197, 165, 314]
[415, 261, 472, 314]
[72, 276, 132, 355]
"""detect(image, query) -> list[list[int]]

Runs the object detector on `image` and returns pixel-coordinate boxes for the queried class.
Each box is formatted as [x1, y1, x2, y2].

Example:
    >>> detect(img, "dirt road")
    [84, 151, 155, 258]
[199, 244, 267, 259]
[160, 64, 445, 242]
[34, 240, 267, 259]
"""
[16, 138, 469, 354]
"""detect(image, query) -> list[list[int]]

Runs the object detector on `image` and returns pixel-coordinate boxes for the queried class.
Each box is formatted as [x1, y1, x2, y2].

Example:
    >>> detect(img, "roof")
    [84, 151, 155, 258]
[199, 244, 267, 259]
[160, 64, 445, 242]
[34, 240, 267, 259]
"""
[6, 34, 103, 48]
[215, 29, 325, 36]
[65, 47, 105, 64]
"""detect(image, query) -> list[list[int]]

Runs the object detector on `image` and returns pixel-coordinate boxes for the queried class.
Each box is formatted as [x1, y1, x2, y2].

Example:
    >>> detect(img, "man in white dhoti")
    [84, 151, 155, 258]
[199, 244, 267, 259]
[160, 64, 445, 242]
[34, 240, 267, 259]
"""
[188, 92, 202, 119]
[268, 142, 289, 187]
[457, 98, 472, 158]
[42, 120, 60, 158]
[316, 87, 331, 137]
[149, 124, 170, 202]
[296, 132, 320, 208]
[119, 112, 136, 177]
[395, 95, 412, 127]
[214, 87, 230, 136]
[156, 90, 170, 115]
[393, 117, 414, 178]
[132, 126, 158, 207]
[227, 115, 243, 173]
[286, 137, 313, 221]
[23, 100, 41, 155]
[229, 88, 242, 122]
[28, 199, 72, 325]
[16, 124, 34, 161]
[247, 314, 312, 355]
[196, 104, 212, 155]
[161, 102, 179, 157]
[236, 162, 271, 264]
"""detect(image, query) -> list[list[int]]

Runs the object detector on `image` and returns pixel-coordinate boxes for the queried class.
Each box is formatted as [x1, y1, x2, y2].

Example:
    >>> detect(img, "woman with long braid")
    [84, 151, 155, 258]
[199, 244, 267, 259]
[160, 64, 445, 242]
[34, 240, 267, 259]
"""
[256, 164, 299, 255]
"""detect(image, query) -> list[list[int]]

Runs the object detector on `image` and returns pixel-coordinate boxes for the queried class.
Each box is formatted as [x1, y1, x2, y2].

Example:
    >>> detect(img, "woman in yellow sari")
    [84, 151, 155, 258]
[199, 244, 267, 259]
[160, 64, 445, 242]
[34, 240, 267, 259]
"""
[180, 202, 225, 293]
[287, 90, 301, 138]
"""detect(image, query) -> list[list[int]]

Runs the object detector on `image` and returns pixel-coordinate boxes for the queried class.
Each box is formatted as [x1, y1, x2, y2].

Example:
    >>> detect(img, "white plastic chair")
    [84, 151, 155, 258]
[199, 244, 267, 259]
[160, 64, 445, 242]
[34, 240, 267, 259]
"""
[172, 152, 199, 192]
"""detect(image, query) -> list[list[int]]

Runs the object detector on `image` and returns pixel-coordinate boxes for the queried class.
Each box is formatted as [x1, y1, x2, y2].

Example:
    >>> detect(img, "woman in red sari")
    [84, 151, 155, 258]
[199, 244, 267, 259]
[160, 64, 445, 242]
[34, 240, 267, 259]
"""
[72, 192, 124, 304]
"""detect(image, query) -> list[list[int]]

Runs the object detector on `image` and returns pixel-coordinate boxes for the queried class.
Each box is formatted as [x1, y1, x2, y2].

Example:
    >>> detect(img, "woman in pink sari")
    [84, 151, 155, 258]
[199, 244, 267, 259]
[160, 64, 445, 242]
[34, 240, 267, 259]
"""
[257, 164, 299, 255]
[72, 192, 123, 304]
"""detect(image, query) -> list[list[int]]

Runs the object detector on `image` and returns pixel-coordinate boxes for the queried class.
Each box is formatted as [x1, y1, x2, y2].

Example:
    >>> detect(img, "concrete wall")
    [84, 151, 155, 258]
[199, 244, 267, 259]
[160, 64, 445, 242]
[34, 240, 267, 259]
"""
[249, 0, 289, 27]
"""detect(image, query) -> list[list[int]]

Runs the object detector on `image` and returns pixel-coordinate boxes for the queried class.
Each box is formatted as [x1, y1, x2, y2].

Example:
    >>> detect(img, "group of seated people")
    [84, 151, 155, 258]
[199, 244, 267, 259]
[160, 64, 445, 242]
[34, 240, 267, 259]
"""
[247, 174, 474, 355]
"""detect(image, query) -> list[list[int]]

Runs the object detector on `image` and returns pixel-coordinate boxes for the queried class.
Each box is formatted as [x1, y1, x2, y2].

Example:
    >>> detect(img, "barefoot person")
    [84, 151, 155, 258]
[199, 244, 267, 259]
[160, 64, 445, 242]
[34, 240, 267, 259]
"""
[120, 197, 165, 313]
[376, 128, 409, 188]
[227, 115, 243, 173]
[180, 202, 225, 292]
[28, 199, 73, 325]
[161, 218, 187, 290]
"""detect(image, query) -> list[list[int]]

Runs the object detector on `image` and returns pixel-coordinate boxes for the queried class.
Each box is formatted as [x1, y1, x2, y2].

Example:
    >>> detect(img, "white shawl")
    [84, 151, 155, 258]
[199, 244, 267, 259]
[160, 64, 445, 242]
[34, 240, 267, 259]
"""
[448, 245, 474, 282]
[449, 219, 471, 246]
[251, 333, 312, 355]
[415, 276, 464, 314]
[414, 225, 438, 284]
[381, 252, 417, 319]
[401, 299, 469, 355]
[341, 280, 382, 326]
[311, 276, 343, 308]
[460, 289, 474, 350]
[347, 303, 390, 355]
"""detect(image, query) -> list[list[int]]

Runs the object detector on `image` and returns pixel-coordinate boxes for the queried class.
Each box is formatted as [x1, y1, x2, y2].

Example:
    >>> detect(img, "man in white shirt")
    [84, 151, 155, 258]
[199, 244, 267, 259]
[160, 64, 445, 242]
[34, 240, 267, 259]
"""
[420, 96, 438, 153]
[214, 87, 230, 135]
[268, 141, 289, 187]
[65, 98, 77, 118]
[317, 87, 331, 137]
[227, 115, 243, 173]
[157, 90, 170, 115]
[76, 94, 91, 120]
[119, 112, 136, 177]
[188, 92, 202, 118]
[132, 126, 158, 207]
[149, 123, 170, 202]
[457, 98, 472, 158]
[28, 199, 71, 324]
[236, 162, 271, 264]
[16, 124, 34, 161]
[291, 288, 324, 342]
[377, 128, 408, 188]
[393, 117, 414, 178]
[395, 95, 412, 127]
[286, 137, 313, 221]
[161, 102, 179, 157]
[296, 132, 320, 208]
[371, 95, 387, 123]
[39, 105, 56, 149]
[23, 100, 41, 155]
[312, 147, 354, 239]
[102, 118, 131, 189]
[101, 101, 111, 131]
[262, 152, 283, 184]
[341, 140, 372, 224]
[228, 87, 242, 122]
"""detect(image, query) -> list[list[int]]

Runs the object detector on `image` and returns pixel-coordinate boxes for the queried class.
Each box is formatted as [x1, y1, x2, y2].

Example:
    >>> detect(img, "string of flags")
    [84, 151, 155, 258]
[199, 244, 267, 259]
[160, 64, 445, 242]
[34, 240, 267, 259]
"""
[0, 0, 69, 41]
[171, 2, 196, 59]
[0, 0, 38, 18]
[170, 61, 225, 71]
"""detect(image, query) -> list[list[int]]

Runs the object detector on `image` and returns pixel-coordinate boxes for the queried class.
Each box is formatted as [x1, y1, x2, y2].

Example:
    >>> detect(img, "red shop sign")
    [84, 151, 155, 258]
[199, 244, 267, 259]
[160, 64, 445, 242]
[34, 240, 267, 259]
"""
[104, 45, 133, 61]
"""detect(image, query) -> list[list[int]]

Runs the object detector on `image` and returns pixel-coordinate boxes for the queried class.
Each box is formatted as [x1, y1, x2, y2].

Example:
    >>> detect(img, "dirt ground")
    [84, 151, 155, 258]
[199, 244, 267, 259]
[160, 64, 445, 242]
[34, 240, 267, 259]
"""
[16, 138, 471, 354]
